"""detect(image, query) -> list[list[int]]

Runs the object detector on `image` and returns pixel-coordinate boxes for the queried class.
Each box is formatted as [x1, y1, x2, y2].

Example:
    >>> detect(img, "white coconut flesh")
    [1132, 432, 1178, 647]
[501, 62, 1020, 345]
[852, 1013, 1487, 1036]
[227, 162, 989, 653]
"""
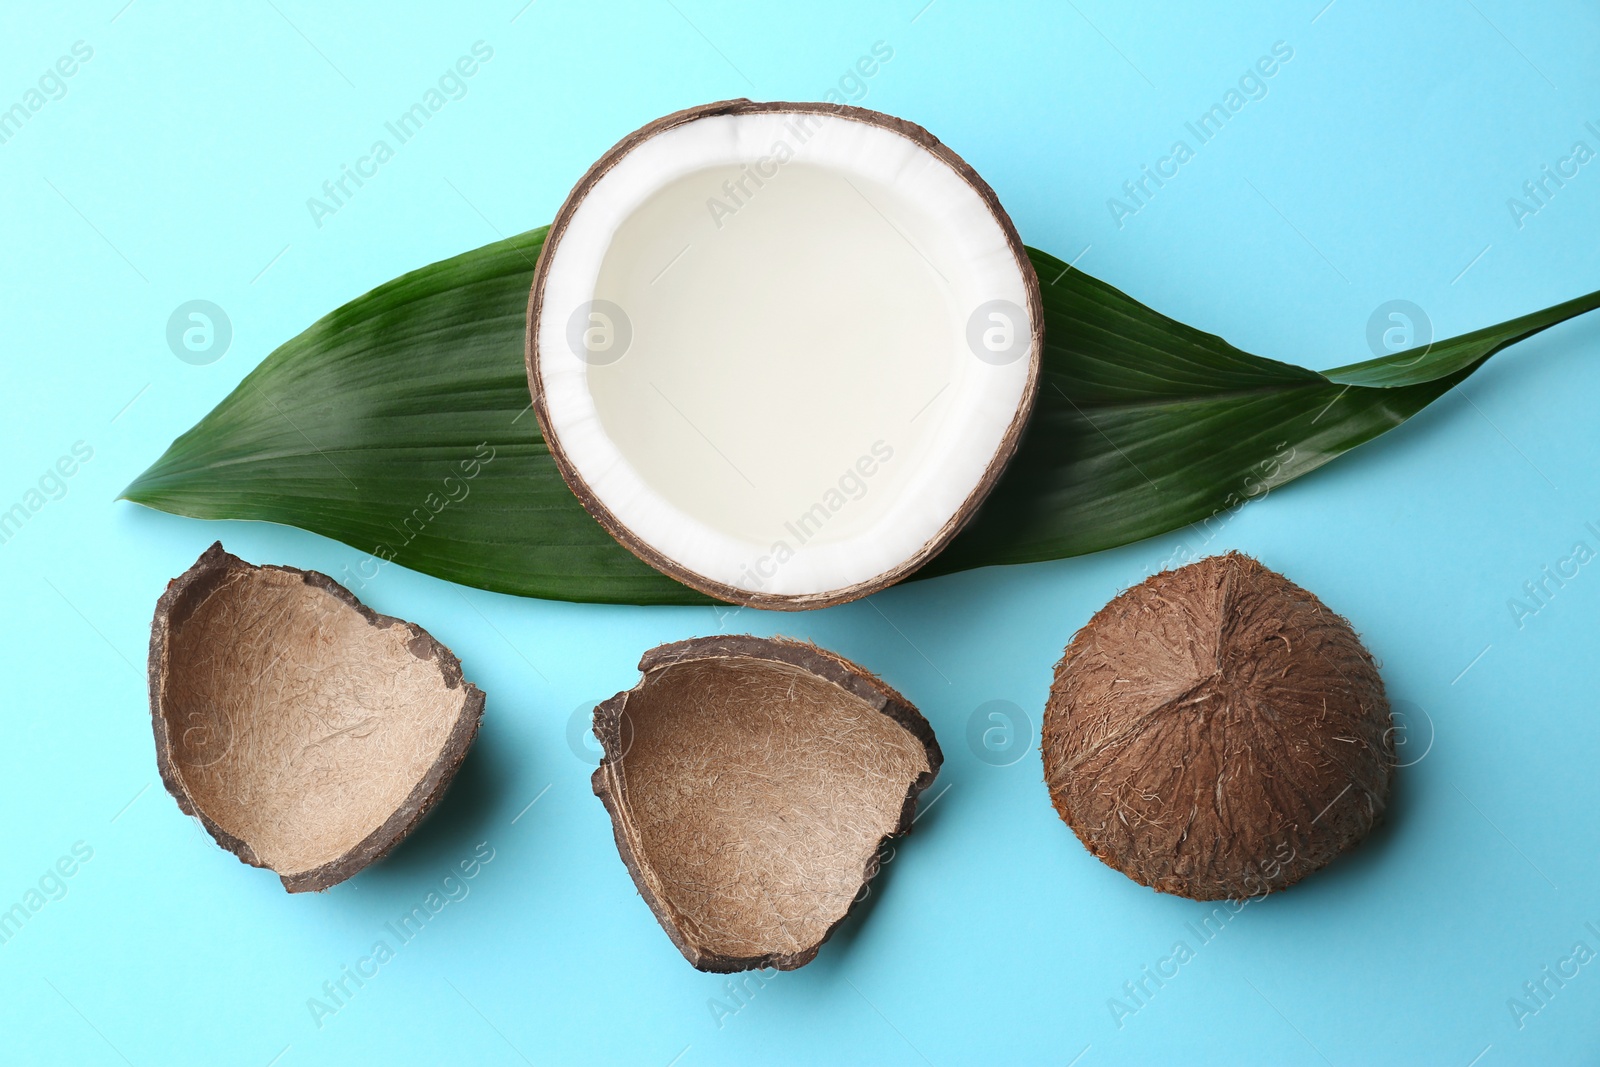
[532, 105, 1038, 605]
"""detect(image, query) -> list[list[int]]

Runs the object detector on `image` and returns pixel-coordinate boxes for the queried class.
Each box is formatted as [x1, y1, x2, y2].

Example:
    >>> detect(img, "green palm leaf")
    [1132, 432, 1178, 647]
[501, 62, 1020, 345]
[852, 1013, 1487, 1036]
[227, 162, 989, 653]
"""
[122, 229, 1600, 604]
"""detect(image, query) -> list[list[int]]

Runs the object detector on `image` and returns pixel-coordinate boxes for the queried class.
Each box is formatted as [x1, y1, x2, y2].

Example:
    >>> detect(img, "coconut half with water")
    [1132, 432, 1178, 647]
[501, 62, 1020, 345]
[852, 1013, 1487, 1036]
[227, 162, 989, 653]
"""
[527, 100, 1042, 609]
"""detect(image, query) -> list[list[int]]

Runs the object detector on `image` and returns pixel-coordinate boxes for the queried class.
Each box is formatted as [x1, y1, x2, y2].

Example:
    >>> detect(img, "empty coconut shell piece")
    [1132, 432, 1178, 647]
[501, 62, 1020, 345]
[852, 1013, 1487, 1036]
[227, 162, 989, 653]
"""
[1043, 553, 1393, 900]
[592, 636, 942, 972]
[148, 543, 484, 892]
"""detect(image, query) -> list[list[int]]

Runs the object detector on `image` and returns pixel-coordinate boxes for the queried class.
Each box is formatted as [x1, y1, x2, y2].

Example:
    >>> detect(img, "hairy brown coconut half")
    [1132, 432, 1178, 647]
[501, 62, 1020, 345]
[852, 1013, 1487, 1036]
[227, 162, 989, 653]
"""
[527, 99, 1042, 610]
[148, 543, 484, 892]
[1043, 553, 1393, 901]
[592, 635, 942, 971]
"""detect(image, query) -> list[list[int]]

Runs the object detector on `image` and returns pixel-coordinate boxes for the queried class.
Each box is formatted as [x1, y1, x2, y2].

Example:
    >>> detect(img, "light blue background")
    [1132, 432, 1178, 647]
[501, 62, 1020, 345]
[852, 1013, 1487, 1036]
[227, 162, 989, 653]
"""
[2, 1, 1598, 1064]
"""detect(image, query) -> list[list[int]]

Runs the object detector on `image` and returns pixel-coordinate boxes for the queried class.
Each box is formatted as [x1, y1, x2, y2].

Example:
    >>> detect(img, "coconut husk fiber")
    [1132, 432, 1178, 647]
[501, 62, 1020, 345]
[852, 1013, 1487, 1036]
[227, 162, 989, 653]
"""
[148, 543, 484, 892]
[1043, 552, 1393, 900]
[592, 635, 943, 972]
